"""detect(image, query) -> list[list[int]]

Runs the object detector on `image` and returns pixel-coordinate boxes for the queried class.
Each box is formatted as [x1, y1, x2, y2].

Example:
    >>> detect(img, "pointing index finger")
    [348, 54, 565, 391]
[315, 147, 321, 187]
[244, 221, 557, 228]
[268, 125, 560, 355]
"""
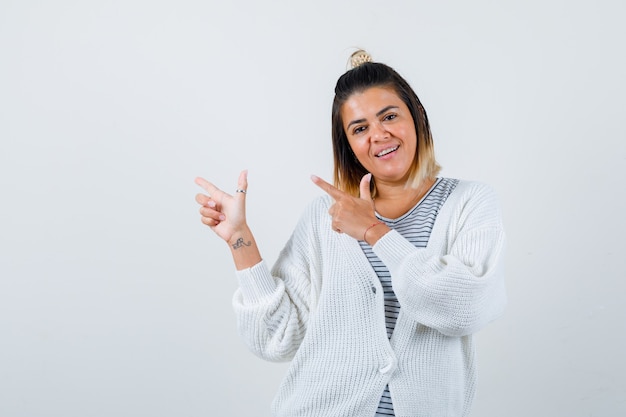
[194, 177, 220, 197]
[311, 175, 344, 199]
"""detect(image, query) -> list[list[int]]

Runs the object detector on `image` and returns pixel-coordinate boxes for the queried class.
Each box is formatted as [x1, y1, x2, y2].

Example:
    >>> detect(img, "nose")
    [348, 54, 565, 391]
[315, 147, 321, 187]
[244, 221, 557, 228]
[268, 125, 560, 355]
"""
[370, 120, 389, 141]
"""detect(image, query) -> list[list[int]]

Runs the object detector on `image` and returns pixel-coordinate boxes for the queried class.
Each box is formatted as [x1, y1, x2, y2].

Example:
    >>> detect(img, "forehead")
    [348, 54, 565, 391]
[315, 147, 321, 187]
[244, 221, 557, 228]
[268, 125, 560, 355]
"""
[341, 86, 406, 119]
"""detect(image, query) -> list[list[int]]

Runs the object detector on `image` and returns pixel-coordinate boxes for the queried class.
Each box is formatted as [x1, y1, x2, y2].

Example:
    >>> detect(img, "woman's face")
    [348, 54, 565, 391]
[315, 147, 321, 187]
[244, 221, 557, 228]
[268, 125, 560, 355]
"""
[341, 86, 417, 186]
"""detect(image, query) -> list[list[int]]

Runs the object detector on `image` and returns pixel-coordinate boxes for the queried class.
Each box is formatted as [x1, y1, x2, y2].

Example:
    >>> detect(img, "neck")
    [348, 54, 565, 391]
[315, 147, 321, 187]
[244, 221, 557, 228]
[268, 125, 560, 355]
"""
[374, 177, 436, 218]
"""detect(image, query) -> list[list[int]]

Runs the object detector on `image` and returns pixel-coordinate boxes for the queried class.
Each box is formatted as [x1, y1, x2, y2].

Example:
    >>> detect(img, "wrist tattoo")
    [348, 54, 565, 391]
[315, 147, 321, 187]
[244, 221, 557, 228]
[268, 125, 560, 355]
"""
[231, 237, 252, 250]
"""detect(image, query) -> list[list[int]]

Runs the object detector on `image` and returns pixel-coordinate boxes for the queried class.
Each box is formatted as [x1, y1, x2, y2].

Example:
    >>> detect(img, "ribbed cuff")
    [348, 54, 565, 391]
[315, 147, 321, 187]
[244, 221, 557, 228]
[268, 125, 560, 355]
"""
[235, 260, 279, 304]
[372, 229, 427, 270]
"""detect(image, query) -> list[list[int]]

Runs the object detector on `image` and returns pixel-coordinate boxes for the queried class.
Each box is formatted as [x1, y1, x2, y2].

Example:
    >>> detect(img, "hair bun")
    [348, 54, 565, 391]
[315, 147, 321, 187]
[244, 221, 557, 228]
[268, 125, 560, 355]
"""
[349, 49, 372, 69]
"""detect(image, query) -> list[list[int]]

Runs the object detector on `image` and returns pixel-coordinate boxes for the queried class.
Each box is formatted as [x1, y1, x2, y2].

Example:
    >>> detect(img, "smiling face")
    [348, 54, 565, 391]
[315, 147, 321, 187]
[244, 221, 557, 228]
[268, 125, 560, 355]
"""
[341, 86, 418, 186]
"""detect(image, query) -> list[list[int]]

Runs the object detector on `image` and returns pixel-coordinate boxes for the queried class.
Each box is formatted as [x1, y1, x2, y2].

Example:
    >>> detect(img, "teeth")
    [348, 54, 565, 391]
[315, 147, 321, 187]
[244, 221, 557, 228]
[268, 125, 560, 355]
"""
[377, 146, 398, 157]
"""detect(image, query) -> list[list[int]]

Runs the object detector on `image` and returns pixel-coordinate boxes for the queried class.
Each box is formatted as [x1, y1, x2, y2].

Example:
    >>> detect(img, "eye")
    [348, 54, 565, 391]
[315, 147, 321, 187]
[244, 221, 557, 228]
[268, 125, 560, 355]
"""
[352, 125, 367, 135]
[383, 113, 397, 121]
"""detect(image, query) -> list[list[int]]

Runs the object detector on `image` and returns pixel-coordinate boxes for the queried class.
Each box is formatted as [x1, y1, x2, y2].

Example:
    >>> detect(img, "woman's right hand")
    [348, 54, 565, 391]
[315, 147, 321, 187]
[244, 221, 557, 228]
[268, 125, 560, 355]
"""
[195, 170, 248, 244]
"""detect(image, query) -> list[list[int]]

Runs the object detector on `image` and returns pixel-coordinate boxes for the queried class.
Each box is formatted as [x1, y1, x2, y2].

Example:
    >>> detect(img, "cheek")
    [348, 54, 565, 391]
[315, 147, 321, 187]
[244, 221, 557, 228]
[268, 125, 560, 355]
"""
[353, 143, 371, 160]
[347, 138, 366, 155]
[397, 127, 417, 151]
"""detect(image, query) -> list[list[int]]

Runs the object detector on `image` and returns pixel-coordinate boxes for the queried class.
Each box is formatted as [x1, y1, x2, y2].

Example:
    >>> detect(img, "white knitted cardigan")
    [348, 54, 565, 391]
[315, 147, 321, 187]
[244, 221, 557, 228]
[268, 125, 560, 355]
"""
[233, 180, 506, 417]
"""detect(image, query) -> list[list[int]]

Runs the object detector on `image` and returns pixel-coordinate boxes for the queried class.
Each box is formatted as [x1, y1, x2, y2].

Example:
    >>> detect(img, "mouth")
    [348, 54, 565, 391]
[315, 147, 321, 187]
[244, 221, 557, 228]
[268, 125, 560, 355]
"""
[376, 146, 399, 157]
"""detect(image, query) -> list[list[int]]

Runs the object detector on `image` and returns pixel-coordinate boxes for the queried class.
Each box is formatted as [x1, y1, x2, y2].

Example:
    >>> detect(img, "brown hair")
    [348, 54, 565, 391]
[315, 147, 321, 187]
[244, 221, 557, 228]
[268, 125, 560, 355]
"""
[331, 53, 441, 196]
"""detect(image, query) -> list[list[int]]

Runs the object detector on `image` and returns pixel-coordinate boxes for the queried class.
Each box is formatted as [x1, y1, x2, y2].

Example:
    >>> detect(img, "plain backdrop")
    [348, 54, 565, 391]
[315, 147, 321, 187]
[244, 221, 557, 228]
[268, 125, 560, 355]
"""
[1, 1, 625, 416]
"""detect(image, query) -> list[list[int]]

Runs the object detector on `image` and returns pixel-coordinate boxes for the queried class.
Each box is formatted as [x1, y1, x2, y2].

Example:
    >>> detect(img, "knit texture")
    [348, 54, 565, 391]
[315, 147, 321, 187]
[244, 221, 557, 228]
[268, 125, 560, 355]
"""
[368, 177, 458, 416]
[232, 180, 506, 417]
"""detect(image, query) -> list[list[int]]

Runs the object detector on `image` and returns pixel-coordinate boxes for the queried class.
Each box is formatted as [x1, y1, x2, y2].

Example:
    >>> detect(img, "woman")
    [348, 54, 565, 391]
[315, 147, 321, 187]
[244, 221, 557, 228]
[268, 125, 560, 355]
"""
[195, 50, 506, 417]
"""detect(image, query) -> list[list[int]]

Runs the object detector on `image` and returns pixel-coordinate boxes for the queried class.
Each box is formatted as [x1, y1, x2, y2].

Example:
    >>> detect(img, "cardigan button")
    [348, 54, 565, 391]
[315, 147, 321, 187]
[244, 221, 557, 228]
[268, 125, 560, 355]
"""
[379, 357, 397, 374]
[371, 286, 377, 294]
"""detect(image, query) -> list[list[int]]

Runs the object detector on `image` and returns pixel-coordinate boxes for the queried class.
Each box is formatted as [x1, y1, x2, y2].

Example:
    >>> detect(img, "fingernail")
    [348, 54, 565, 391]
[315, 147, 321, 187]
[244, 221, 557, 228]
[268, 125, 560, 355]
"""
[208, 201, 216, 208]
[219, 214, 225, 221]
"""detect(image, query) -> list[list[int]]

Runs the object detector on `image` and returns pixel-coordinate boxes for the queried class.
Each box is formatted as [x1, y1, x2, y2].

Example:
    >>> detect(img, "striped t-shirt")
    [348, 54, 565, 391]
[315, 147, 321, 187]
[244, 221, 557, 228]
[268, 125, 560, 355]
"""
[359, 177, 459, 416]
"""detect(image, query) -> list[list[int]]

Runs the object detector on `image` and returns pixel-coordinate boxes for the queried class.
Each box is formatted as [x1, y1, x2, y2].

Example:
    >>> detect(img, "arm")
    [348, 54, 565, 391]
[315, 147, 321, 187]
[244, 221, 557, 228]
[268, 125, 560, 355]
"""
[309, 175, 505, 337]
[373, 183, 506, 337]
[195, 171, 313, 361]
[232, 229, 314, 362]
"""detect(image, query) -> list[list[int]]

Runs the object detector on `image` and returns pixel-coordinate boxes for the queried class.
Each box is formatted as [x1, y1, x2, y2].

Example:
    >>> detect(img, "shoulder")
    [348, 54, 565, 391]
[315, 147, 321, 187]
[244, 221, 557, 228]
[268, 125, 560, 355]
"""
[298, 195, 332, 218]
[440, 178, 504, 227]
[290, 195, 332, 234]
[444, 178, 501, 206]
[447, 178, 496, 194]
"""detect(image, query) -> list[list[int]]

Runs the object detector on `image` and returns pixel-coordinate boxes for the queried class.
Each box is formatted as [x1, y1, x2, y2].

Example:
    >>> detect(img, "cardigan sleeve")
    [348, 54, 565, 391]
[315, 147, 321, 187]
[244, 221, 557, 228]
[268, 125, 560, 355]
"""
[372, 182, 506, 337]
[231, 199, 322, 362]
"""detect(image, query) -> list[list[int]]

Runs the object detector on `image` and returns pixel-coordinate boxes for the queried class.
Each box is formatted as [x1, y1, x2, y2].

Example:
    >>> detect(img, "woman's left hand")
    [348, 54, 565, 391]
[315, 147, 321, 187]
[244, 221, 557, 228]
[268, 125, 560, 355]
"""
[311, 173, 382, 241]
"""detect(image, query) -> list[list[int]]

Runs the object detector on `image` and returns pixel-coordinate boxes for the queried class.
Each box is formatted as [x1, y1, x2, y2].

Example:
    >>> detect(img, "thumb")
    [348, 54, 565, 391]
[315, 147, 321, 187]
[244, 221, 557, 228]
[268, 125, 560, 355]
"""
[235, 169, 248, 198]
[359, 173, 373, 202]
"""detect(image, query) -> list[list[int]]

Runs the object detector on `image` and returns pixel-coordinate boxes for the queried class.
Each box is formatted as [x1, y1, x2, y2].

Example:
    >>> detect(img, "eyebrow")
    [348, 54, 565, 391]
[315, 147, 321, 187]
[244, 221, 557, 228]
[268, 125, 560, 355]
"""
[346, 105, 399, 129]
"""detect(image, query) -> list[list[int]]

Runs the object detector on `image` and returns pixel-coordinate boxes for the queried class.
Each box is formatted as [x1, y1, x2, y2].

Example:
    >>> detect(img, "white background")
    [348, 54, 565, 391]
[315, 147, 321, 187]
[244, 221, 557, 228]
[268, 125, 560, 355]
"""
[1, 1, 625, 416]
